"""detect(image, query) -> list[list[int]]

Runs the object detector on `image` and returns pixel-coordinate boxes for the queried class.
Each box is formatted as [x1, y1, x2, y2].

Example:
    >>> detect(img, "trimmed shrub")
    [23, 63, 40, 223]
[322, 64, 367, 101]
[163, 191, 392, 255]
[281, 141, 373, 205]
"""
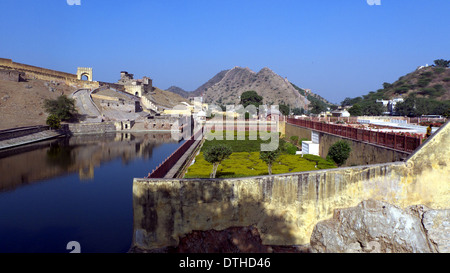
[284, 142, 298, 155]
[290, 135, 299, 145]
[327, 140, 351, 167]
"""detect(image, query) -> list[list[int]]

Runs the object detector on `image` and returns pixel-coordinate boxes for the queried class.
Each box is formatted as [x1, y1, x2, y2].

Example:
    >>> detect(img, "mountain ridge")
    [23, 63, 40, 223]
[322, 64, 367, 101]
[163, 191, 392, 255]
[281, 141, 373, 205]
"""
[165, 66, 331, 110]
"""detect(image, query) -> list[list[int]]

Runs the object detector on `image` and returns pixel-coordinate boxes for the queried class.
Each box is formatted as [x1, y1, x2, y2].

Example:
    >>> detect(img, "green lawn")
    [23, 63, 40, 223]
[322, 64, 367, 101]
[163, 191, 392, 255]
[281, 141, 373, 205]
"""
[201, 130, 275, 152]
[185, 130, 336, 178]
[184, 152, 336, 178]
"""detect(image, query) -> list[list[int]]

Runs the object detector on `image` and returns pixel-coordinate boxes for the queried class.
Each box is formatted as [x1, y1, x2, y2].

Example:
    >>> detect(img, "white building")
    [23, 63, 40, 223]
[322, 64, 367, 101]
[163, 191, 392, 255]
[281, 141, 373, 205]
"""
[331, 110, 350, 117]
[376, 98, 404, 115]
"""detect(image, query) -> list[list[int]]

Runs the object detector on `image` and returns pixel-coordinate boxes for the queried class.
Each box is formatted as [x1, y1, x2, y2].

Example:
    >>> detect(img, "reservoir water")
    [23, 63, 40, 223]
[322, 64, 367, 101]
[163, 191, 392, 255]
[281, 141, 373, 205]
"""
[0, 132, 184, 253]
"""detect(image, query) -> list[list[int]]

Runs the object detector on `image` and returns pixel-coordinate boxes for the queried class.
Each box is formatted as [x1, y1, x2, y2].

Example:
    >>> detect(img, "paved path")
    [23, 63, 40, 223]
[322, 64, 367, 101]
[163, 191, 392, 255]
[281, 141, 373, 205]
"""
[0, 130, 63, 150]
[71, 89, 102, 123]
[164, 140, 202, 178]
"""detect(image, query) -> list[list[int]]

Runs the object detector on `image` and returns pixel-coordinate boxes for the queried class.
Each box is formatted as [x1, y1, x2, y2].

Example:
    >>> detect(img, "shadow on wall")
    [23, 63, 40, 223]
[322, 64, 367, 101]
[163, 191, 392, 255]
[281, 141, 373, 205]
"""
[130, 178, 309, 253]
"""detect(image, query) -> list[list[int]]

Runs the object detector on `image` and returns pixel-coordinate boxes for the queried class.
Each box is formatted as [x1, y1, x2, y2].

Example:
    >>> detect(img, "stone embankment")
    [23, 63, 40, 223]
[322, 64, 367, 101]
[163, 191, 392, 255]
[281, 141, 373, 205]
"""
[0, 126, 63, 150]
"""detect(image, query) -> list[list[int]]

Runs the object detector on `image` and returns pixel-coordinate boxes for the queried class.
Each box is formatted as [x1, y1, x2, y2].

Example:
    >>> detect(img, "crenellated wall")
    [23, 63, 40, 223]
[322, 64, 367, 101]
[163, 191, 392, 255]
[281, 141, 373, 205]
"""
[0, 58, 99, 89]
[130, 121, 449, 251]
[0, 58, 77, 80]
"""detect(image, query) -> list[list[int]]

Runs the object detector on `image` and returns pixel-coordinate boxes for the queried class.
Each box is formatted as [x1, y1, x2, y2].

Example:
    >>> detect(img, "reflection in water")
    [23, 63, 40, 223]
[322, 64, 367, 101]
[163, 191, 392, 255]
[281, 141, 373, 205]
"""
[46, 141, 75, 170]
[0, 132, 177, 192]
[0, 132, 183, 253]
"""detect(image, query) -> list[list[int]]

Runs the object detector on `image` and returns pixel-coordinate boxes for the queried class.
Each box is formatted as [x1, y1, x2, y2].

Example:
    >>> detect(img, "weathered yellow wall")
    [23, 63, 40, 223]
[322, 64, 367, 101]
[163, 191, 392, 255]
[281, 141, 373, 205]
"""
[124, 85, 143, 97]
[131, 121, 449, 251]
[279, 120, 286, 137]
[91, 93, 119, 102]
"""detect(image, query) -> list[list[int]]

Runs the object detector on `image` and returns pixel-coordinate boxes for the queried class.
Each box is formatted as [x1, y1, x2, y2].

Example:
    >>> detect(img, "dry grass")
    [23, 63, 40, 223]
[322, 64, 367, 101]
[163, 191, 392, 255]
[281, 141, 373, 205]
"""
[0, 79, 76, 130]
[148, 87, 189, 109]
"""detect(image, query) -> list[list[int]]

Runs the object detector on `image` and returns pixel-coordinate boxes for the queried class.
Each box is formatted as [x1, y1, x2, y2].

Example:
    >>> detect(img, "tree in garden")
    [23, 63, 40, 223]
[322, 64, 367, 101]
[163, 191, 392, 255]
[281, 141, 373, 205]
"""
[203, 144, 232, 178]
[327, 140, 351, 167]
[46, 114, 61, 129]
[43, 95, 78, 121]
[259, 148, 281, 175]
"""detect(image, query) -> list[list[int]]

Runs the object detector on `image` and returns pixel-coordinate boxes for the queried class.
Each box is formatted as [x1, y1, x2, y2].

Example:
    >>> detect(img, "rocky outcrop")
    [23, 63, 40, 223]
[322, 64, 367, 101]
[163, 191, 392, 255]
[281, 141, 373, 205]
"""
[408, 205, 450, 253]
[310, 200, 449, 253]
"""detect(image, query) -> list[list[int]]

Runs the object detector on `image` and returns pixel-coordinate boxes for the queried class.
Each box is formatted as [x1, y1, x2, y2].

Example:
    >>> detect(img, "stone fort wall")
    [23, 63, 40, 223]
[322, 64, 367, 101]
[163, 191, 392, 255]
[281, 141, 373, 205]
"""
[0, 58, 99, 89]
[131, 121, 449, 251]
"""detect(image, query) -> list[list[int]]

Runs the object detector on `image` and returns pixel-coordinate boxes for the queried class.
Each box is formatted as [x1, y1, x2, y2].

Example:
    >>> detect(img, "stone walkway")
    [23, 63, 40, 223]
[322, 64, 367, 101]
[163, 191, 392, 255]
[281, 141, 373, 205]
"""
[164, 140, 202, 178]
[0, 130, 63, 150]
[71, 89, 102, 123]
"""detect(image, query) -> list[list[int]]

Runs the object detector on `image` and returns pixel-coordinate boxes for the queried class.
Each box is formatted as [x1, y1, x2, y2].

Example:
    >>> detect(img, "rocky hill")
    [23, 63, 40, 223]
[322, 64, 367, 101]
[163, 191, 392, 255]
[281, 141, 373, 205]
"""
[381, 66, 450, 101]
[166, 86, 190, 98]
[343, 65, 450, 105]
[191, 69, 229, 97]
[341, 64, 450, 116]
[149, 87, 189, 109]
[166, 66, 333, 110]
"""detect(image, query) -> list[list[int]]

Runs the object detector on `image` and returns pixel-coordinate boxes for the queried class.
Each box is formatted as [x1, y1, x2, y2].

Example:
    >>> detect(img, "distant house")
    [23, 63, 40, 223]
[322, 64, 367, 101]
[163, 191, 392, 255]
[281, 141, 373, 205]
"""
[265, 108, 282, 121]
[331, 110, 350, 117]
[376, 98, 404, 115]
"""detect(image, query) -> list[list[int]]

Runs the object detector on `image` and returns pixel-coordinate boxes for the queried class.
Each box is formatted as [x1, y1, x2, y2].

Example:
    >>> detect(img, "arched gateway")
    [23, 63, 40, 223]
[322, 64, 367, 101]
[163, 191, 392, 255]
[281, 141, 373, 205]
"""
[77, 67, 93, 81]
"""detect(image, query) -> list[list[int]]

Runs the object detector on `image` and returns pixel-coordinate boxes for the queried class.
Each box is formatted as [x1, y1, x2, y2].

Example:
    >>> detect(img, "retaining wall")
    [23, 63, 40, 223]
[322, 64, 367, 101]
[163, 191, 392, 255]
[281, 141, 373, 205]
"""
[285, 123, 410, 166]
[0, 126, 49, 141]
[67, 122, 116, 135]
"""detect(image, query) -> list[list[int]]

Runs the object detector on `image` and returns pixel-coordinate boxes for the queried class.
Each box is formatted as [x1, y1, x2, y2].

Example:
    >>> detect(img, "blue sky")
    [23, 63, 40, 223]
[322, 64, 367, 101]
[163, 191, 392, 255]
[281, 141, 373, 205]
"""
[1, 0, 449, 104]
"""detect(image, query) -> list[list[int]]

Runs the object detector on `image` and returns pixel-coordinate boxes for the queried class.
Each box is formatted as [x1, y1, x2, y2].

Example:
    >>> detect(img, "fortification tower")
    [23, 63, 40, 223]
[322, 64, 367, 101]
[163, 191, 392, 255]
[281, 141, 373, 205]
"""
[77, 67, 93, 81]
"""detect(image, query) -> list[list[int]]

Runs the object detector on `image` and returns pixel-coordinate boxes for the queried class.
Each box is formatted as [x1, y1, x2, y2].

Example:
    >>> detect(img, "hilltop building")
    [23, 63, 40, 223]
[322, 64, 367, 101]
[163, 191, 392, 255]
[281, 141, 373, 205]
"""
[117, 71, 153, 98]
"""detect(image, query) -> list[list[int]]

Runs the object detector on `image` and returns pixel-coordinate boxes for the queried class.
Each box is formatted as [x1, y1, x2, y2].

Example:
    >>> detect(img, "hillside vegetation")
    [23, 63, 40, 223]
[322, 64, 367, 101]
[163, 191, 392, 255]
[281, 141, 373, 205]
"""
[342, 61, 450, 117]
